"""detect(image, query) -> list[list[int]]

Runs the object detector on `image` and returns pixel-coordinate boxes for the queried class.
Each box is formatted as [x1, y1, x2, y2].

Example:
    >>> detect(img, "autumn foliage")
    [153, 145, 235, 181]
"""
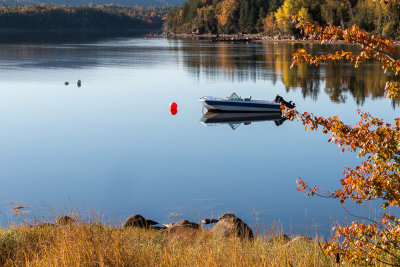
[285, 8, 400, 265]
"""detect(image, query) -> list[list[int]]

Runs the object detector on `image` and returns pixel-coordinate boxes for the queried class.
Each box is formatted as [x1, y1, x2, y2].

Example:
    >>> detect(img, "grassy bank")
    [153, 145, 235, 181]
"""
[0, 222, 338, 266]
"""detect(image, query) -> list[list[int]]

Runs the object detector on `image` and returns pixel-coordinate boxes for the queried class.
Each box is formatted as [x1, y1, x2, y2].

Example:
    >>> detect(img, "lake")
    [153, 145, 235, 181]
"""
[0, 36, 398, 237]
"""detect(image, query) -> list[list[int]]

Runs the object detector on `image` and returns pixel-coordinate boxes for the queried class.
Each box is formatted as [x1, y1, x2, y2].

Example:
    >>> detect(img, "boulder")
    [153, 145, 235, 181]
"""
[201, 218, 219, 225]
[164, 220, 200, 231]
[211, 215, 253, 240]
[56, 215, 75, 225]
[268, 233, 291, 244]
[123, 214, 159, 228]
[218, 213, 237, 220]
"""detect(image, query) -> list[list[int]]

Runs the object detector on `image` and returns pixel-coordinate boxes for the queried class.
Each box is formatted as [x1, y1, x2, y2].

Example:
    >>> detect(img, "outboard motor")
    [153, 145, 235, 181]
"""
[274, 117, 288, 126]
[274, 95, 296, 109]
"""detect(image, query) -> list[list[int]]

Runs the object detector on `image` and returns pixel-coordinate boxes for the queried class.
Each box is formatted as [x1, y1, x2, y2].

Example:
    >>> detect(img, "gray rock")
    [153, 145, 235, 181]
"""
[218, 213, 237, 220]
[201, 218, 219, 225]
[269, 233, 291, 243]
[164, 220, 200, 231]
[123, 214, 159, 228]
[211, 215, 253, 240]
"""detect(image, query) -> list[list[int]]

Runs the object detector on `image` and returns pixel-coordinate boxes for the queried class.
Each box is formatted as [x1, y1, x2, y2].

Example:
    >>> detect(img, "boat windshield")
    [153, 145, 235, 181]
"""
[228, 123, 241, 130]
[228, 92, 241, 100]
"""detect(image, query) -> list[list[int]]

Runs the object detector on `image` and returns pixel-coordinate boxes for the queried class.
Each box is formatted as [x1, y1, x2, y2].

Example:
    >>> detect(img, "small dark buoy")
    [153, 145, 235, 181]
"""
[170, 102, 177, 109]
[170, 108, 177, 115]
[77, 80, 81, 87]
[64, 81, 69, 85]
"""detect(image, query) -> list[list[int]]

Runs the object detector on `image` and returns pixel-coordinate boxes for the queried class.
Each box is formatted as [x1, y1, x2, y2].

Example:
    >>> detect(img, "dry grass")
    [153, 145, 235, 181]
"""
[0, 220, 341, 267]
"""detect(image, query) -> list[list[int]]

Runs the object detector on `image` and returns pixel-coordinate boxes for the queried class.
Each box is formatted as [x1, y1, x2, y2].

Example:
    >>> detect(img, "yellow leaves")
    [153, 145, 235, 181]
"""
[276, 0, 311, 34]
[215, 0, 238, 27]
[297, 7, 311, 22]
[275, 0, 294, 33]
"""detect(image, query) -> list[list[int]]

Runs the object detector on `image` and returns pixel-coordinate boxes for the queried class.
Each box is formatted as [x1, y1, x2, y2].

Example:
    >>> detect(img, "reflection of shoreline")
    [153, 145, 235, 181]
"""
[200, 111, 287, 130]
[0, 30, 148, 44]
[177, 41, 398, 107]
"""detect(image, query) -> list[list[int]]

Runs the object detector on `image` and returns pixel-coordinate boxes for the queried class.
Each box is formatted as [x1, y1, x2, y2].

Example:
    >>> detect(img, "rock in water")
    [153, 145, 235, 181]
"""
[123, 214, 159, 228]
[211, 215, 253, 240]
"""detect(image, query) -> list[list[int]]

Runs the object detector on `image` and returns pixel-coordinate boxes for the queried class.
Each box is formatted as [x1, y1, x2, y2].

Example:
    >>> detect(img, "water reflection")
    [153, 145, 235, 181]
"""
[0, 35, 397, 107]
[200, 111, 286, 130]
[175, 40, 398, 107]
[0, 31, 147, 44]
[0, 37, 174, 70]
[0, 37, 397, 235]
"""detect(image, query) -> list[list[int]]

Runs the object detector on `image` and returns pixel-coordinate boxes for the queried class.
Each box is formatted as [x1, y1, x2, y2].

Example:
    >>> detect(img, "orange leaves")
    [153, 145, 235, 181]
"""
[385, 81, 400, 99]
[291, 19, 398, 76]
[289, 16, 400, 266]
[323, 215, 400, 264]
[291, 49, 360, 68]
[283, 106, 400, 207]
[286, 105, 400, 264]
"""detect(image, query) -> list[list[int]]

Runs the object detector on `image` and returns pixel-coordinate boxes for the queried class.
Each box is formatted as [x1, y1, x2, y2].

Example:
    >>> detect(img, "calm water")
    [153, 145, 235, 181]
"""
[0, 37, 398, 236]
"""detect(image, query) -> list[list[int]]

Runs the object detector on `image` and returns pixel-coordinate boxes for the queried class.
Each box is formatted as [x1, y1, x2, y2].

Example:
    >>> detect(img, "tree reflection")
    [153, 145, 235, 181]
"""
[177, 40, 398, 106]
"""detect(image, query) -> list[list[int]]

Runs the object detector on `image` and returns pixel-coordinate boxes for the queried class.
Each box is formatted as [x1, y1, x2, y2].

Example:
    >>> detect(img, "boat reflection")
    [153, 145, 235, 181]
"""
[200, 111, 287, 130]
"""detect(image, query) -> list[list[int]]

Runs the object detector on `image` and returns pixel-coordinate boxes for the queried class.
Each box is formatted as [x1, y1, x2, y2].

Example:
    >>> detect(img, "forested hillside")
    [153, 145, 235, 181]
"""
[0, 5, 169, 31]
[166, 0, 400, 39]
[0, 0, 184, 6]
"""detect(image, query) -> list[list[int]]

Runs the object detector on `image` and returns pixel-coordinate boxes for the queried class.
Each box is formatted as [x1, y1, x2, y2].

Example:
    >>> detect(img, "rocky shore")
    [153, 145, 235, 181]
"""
[49, 212, 313, 245]
[1, 212, 336, 266]
[149, 32, 306, 42]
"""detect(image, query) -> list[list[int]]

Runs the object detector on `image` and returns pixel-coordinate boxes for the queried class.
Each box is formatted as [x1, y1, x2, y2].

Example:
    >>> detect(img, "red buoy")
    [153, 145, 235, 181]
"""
[170, 102, 178, 109]
[170, 108, 177, 115]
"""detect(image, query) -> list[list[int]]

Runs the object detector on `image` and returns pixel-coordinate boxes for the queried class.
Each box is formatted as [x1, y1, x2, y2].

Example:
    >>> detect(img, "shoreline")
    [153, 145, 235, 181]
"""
[0, 219, 336, 266]
[149, 32, 400, 45]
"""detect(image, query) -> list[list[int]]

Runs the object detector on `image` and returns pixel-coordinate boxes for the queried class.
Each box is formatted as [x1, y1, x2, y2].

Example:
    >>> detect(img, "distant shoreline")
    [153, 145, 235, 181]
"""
[0, 29, 155, 33]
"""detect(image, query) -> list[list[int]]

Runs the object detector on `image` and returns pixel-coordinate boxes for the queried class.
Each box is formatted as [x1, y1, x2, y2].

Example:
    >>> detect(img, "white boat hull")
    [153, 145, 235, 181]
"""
[204, 103, 280, 112]
[200, 97, 281, 112]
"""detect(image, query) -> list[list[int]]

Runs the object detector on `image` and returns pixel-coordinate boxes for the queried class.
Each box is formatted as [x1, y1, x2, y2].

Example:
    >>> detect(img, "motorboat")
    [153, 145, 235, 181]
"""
[200, 111, 287, 130]
[199, 93, 295, 112]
